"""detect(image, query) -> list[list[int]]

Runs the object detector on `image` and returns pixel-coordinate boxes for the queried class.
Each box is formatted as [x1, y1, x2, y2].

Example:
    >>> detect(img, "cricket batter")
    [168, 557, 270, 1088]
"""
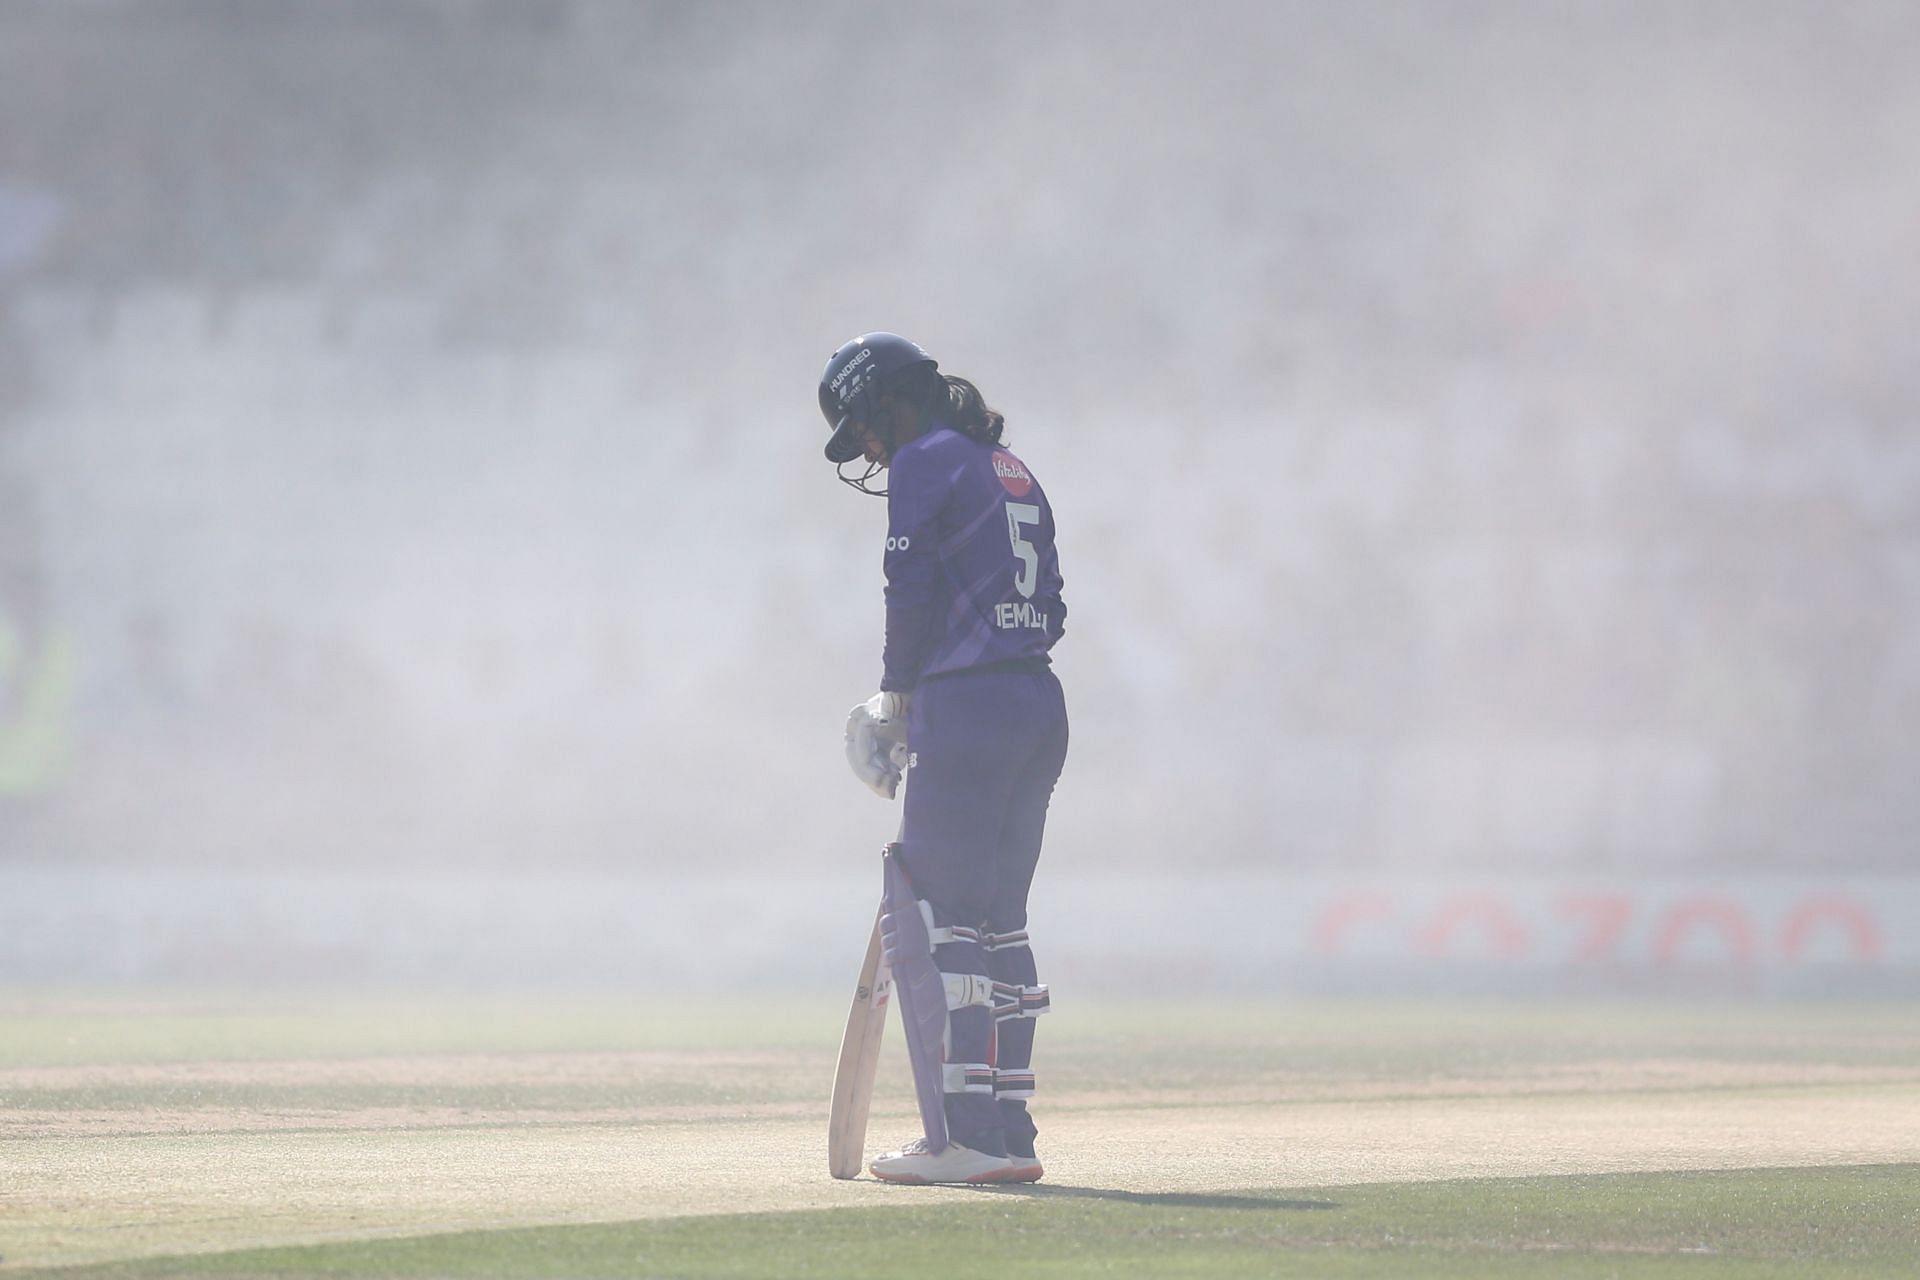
[822, 333, 1070, 1184]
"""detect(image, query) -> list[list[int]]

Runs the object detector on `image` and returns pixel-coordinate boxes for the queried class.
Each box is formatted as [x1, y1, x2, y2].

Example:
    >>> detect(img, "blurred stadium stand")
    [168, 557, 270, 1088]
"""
[1, 1, 1915, 880]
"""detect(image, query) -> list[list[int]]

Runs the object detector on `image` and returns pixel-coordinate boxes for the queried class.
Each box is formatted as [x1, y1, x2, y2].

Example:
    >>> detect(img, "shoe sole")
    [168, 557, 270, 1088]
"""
[869, 1167, 1015, 1185]
[868, 1163, 1042, 1186]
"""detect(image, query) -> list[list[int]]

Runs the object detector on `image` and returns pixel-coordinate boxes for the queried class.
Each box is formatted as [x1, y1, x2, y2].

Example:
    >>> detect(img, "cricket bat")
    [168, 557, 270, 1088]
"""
[827, 905, 892, 1178]
[828, 744, 911, 1179]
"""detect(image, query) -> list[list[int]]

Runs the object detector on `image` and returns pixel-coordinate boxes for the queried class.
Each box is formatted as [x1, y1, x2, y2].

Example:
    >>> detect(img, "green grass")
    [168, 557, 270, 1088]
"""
[7, 989, 1916, 1075]
[20, 1165, 1919, 1279]
[7, 992, 1917, 1136]
[0, 992, 842, 1068]
[6, 992, 1915, 1131]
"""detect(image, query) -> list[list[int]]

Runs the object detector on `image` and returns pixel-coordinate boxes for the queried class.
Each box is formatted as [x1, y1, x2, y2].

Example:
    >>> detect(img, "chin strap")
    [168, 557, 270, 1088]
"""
[836, 457, 888, 497]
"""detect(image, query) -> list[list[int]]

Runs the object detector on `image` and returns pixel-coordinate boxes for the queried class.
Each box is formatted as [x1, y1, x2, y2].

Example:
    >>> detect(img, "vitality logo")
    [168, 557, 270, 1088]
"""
[992, 451, 1032, 497]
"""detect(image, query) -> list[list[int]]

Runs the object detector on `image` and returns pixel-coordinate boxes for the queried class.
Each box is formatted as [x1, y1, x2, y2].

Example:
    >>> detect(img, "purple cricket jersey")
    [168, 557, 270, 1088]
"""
[879, 426, 1066, 692]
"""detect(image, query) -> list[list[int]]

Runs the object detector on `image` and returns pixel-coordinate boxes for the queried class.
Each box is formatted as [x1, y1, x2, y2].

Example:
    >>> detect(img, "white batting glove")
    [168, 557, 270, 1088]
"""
[844, 692, 911, 799]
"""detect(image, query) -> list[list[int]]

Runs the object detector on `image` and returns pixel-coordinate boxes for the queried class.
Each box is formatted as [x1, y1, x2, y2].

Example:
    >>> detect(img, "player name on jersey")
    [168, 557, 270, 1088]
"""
[994, 601, 1049, 631]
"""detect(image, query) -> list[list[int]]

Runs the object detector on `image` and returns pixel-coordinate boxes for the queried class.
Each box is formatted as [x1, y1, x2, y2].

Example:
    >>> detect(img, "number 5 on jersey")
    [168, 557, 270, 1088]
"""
[1005, 502, 1041, 598]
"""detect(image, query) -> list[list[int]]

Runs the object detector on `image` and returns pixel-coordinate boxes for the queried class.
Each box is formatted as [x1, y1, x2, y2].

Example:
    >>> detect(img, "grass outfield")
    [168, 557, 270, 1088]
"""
[2, 992, 1918, 1276]
[15, 1165, 1920, 1279]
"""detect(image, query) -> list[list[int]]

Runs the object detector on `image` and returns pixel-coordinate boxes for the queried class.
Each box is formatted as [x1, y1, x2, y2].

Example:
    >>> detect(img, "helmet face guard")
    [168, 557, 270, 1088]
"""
[834, 455, 889, 497]
[818, 333, 936, 493]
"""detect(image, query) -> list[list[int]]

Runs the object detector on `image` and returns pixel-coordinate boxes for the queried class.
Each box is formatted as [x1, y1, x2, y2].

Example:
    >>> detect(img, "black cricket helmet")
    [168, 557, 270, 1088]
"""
[818, 332, 937, 465]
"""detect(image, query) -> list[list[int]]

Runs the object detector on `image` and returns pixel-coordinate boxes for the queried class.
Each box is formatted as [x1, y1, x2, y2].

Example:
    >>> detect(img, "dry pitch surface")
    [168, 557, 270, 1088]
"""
[2, 993, 1917, 1271]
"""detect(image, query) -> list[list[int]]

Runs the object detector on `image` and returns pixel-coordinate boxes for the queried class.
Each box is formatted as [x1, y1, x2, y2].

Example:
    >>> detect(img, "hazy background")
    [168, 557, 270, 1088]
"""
[1, 1, 1915, 988]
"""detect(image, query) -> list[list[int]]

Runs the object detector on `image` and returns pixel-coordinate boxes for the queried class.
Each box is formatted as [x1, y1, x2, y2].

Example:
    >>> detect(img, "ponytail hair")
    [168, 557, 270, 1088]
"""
[936, 374, 1005, 446]
[888, 364, 1008, 447]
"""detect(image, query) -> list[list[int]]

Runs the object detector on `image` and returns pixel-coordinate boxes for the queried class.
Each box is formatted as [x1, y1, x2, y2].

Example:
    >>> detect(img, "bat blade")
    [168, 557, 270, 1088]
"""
[827, 906, 892, 1179]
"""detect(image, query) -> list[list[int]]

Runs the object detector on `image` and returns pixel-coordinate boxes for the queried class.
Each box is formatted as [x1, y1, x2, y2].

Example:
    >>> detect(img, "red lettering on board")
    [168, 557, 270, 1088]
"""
[1780, 896, 1882, 962]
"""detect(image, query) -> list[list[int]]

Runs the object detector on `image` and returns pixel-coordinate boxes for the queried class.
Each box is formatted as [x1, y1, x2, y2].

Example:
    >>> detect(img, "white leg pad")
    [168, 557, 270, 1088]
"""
[944, 972, 995, 1010]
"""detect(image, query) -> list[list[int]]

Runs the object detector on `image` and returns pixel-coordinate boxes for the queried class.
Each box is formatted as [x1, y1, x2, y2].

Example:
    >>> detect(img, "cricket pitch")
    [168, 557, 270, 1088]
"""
[2, 994, 1916, 1272]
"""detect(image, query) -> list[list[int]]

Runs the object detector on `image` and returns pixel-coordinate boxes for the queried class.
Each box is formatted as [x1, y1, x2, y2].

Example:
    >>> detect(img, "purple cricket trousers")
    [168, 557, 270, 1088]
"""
[901, 661, 1069, 1154]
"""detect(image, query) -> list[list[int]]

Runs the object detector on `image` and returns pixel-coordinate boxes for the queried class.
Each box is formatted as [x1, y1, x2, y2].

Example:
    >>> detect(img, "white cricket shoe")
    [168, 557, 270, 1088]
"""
[869, 1138, 1018, 1185]
[1000, 1153, 1044, 1183]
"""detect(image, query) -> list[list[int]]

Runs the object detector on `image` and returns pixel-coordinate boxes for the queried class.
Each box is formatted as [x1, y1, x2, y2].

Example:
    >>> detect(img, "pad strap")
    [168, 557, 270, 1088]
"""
[982, 929, 1030, 952]
[918, 901, 982, 948]
[942, 1062, 996, 1095]
[929, 924, 982, 947]
[993, 1068, 1036, 1100]
[992, 981, 1051, 1021]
